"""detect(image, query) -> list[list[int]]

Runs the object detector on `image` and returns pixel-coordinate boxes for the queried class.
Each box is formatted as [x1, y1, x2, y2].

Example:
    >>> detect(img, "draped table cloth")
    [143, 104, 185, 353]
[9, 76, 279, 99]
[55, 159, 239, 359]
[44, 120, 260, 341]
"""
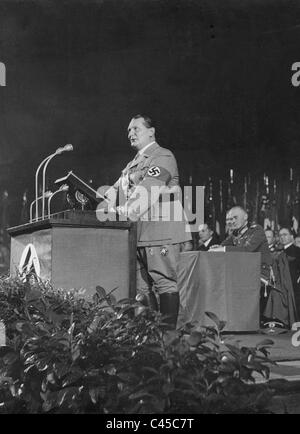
[177, 251, 261, 331]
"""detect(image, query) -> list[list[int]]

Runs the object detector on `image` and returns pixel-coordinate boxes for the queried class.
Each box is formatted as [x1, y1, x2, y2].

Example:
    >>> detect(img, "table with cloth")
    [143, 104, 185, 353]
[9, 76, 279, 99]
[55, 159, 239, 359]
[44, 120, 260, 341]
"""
[177, 251, 261, 331]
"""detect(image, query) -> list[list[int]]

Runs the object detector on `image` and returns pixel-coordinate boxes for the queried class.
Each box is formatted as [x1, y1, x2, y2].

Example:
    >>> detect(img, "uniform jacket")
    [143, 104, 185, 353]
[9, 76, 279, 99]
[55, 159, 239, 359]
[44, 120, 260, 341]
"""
[221, 224, 273, 279]
[110, 142, 191, 247]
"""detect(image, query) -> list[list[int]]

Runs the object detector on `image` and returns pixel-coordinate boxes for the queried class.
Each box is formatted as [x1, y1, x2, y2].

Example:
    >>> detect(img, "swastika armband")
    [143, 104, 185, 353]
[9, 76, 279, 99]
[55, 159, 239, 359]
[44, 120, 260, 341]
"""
[145, 166, 171, 183]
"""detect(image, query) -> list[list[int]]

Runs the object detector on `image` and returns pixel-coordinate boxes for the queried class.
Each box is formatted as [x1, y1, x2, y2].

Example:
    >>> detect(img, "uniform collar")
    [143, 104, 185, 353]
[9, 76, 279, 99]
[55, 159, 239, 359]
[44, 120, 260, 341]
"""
[284, 242, 294, 250]
[138, 141, 156, 155]
[233, 223, 248, 237]
[127, 142, 159, 169]
[140, 141, 159, 157]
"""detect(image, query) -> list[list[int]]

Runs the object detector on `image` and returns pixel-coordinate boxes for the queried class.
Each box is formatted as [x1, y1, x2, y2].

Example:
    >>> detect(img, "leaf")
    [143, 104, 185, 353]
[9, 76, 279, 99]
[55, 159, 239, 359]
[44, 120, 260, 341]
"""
[25, 288, 42, 302]
[36, 359, 49, 371]
[129, 391, 156, 400]
[107, 294, 117, 305]
[162, 383, 174, 395]
[96, 286, 107, 299]
[53, 363, 70, 380]
[3, 353, 19, 366]
[62, 370, 83, 387]
[219, 321, 227, 331]
[224, 344, 244, 357]
[71, 344, 81, 362]
[205, 311, 222, 329]
[89, 387, 102, 404]
[0, 346, 13, 358]
[57, 387, 80, 407]
[141, 367, 159, 375]
[255, 339, 274, 348]
[188, 331, 203, 346]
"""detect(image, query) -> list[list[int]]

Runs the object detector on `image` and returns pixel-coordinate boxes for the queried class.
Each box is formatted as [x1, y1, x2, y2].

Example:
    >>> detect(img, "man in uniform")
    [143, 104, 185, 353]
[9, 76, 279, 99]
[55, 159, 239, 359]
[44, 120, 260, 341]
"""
[220, 206, 273, 279]
[210, 206, 274, 324]
[100, 114, 191, 329]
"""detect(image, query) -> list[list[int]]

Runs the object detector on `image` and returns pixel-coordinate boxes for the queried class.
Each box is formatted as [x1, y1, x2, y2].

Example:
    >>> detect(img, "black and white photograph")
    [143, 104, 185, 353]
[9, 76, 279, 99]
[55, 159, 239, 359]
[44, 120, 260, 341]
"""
[0, 0, 300, 416]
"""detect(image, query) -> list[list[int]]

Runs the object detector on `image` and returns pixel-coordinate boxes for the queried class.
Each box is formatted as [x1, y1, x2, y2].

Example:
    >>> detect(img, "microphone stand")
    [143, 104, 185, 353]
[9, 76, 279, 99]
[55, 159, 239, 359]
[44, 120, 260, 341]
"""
[34, 144, 73, 222]
[41, 149, 64, 220]
[41, 144, 73, 220]
[47, 185, 69, 219]
[35, 154, 57, 222]
[30, 191, 52, 223]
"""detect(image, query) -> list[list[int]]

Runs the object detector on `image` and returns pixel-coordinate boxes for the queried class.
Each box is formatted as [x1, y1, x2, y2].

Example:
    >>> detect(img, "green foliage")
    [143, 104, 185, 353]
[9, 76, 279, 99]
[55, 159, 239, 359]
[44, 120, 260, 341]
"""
[0, 277, 274, 414]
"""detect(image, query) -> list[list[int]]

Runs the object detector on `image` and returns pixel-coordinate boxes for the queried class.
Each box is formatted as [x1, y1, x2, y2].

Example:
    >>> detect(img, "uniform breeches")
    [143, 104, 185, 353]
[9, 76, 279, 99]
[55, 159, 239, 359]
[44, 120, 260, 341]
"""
[136, 244, 181, 295]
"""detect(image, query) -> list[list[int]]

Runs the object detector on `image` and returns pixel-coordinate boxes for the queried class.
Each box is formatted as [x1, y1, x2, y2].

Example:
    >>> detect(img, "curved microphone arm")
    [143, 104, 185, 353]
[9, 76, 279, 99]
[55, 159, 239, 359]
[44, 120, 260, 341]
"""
[35, 153, 56, 222]
[41, 144, 73, 220]
[30, 191, 52, 223]
[47, 185, 69, 219]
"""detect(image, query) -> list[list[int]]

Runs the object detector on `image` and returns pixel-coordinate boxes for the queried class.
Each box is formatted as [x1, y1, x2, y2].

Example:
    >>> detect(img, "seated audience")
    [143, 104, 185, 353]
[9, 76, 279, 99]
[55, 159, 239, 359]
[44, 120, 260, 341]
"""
[196, 223, 220, 251]
[265, 229, 279, 253]
[209, 206, 294, 328]
[279, 227, 300, 310]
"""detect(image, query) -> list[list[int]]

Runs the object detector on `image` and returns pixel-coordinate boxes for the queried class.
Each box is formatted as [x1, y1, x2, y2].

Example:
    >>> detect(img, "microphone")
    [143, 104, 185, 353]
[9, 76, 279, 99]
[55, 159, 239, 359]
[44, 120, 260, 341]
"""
[35, 145, 73, 221]
[56, 144, 73, 154]
[30, 191, 52, 223]
[39, 144, 73, 220]
[47, 184, 69, 219]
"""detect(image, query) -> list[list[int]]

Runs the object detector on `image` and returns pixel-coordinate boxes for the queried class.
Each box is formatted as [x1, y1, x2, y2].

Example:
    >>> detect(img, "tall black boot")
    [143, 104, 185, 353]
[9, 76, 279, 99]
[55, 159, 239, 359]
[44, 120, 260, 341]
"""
[159, 292, 179, 330]
[136, 291, 159, 311]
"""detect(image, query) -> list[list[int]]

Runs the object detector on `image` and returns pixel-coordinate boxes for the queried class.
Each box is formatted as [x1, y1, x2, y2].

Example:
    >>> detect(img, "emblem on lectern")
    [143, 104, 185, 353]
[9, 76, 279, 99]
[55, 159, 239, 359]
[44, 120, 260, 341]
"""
[18, 243, 41, 280]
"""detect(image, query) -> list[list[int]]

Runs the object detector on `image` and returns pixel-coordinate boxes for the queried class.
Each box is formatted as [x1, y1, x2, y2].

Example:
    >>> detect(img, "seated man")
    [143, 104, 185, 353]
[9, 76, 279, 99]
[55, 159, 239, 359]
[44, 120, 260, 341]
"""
[209, 206, 278, 326]
[265, 229, 280, 254]
[196, 223, 220, 251]
[216, 206, 272, 278]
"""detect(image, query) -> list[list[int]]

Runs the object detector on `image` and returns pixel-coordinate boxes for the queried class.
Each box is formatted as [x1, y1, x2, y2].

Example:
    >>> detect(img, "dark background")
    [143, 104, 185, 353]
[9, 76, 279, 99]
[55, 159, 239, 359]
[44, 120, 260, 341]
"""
[0, 0, 300, 226]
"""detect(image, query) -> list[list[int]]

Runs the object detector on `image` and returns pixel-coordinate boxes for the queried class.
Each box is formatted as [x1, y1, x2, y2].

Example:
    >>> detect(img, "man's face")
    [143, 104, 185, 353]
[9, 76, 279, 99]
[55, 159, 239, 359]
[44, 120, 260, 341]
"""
[227, 208, 247, 231]
[265, 230, 275, 246]
[279, 229, 294, 246]
[198, 224, 213, 242]
[127, 117, 154, 151]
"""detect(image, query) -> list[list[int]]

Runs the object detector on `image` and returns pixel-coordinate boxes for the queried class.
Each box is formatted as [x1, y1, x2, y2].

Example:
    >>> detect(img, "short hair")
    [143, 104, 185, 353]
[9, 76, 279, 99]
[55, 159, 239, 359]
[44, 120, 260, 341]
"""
[279, 227, 293, 235]
[199, 222, 213, 232]
[132, 114, 155, 129]
[265, 229, 274, 235]
[230, 205, 247, 214]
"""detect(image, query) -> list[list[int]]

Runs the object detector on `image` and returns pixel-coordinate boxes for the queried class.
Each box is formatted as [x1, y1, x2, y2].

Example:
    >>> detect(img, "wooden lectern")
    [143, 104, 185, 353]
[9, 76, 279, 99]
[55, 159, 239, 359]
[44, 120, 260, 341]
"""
[8, 210, 137, 301]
